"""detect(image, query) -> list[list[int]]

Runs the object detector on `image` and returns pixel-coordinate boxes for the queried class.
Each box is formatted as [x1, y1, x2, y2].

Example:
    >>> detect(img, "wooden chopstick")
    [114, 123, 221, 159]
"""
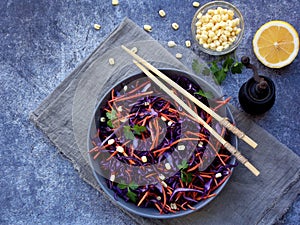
[133, 59, 260, 176]
[121, 45, 258, 149]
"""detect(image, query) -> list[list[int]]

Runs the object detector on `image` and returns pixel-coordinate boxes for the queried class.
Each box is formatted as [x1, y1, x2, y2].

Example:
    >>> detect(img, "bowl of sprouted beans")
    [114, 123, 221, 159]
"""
[88, 69, 238, 218]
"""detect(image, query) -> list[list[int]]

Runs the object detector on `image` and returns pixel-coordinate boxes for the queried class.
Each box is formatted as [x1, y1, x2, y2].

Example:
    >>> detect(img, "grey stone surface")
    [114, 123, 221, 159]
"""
[0, 0, 299, 225]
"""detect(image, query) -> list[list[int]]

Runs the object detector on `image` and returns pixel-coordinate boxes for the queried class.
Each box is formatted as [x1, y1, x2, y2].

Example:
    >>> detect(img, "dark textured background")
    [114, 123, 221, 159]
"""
[0, 0, 299, 224]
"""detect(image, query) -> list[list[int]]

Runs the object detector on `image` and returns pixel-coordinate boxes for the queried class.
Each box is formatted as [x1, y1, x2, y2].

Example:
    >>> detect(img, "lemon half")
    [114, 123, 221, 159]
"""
[253, 20, 299, 68]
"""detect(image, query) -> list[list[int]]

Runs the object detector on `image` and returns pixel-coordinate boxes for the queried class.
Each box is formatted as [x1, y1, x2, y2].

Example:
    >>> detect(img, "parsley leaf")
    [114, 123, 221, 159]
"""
[178, 159, 189, 170]
[117, 182, 128, 189]
[203, 67, 211, 76]
[106, 109, 117, 128]
[132, 125, 147, 135]
[192, 59, 203, 75]
[192, 59, 211, 76]
[222, 57, 234, 72]
[213, 69, 227, 85]
[194, 90, 214, 99]
[127, 189, 137, 203]
[107, 120, 113, 128]
[209, 56, 244, 85]
[178, 160, 192, 183]
[210, 61, 220, 74]
[117, 181, 138, 203]
[123, 125, 146, 140]
[181, 171, 193, 183]
[231, 62, 244, 74]
[124, 126, 135, 140]
[128, 181, 139, 190]
[106, 109, 117, 120]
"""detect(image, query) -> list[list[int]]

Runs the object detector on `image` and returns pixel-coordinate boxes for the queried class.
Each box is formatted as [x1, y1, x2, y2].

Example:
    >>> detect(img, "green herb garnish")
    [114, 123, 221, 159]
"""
[126, 190, 138, 202]
[106, 109, 117, 128]
[194, 90, 214, 99]
[177, 160, 193, 183]
[231, 62, 244, 74]
[117, 181, 139, 203]
[192, 59, 203, 75]
[178, 159, 189, 170]
[132, 124, 147, 135]
[181, 171, 193, 183]
[124, 125, 135, 140]
[209, 56, 244, 85]
[192, 59, 210, 76]
[210, 61, 227, 85]
[123, 125, 146, 140]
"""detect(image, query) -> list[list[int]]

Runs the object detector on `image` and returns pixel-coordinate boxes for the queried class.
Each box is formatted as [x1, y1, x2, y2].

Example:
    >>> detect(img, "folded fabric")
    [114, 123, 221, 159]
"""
[30, 18, 300, 225]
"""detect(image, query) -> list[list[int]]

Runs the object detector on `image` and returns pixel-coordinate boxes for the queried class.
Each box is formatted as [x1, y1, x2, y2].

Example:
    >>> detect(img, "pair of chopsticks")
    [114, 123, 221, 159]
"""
[121, 45, 260, 176]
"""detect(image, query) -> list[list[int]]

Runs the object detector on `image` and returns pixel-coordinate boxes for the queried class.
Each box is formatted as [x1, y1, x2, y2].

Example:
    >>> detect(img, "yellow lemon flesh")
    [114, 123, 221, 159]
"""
[253, 20, 299, 68]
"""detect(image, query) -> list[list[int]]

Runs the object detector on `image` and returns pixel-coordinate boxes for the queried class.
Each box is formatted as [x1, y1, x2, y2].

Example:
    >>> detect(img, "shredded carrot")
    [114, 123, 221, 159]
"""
[154, 203, 163, 214]
[162, 186, 167, 209]
[137, 191, 148, 207]
[213, 97, 231, 111]
[110, 91, 153, 103]
[154, 137, 200, 156]
[105, 150, 118, 161]
[187, 204, 196, 210]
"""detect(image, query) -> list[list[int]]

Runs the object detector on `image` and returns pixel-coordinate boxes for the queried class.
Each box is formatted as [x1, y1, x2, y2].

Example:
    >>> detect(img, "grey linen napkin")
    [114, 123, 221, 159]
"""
[30, 18, 300, 225]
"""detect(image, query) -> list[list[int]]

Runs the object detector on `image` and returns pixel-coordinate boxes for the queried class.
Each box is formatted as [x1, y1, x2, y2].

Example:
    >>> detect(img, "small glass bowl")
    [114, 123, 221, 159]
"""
[191, 1, 244, 56]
